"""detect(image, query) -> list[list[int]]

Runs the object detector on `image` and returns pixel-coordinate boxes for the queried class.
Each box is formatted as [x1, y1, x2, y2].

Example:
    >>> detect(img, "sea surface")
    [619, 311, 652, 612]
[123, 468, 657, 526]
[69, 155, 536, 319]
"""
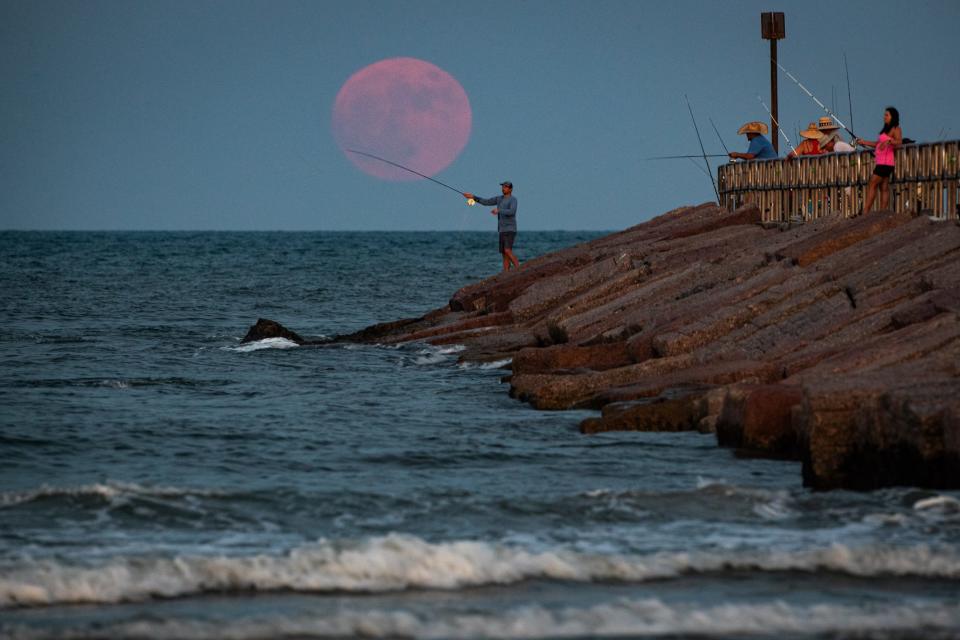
[1, 231, 959, 640]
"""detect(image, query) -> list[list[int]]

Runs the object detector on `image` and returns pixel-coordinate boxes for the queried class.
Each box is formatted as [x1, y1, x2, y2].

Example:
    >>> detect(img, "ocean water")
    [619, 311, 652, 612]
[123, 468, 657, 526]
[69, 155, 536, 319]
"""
[1, 230, 959, 640]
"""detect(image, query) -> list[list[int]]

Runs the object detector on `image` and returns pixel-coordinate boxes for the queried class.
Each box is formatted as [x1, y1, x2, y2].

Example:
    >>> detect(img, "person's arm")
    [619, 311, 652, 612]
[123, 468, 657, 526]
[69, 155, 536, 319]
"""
[889, 127, 903, 148]
[856, 138, 876, 148]
[729, 151, 756, 160]
[469, 194, 499, 206]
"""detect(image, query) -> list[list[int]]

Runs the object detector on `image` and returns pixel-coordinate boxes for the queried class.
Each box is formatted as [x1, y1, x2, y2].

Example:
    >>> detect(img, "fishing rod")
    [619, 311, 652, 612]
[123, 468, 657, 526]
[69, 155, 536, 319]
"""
[345, 149, 474, 204]
[844, 53, 855, 138]
[772, 58, 860, 141]
[756, 94, 797, 156]
[708, 117, 731, 156]
[684, 95, 720, 204]
[647, 154, 728, 160]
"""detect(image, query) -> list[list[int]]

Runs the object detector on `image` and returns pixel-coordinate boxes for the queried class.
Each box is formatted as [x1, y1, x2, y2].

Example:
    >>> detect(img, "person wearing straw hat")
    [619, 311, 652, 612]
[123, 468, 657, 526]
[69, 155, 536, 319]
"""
[817, 116, 855, 153]
[786, 122, 826, 159]
[729, 121, 777, 160]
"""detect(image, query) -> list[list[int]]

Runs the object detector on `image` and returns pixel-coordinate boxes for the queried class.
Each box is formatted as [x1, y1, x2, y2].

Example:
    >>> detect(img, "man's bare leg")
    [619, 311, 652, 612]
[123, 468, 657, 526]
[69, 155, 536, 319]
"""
[505, 249, 520, 270]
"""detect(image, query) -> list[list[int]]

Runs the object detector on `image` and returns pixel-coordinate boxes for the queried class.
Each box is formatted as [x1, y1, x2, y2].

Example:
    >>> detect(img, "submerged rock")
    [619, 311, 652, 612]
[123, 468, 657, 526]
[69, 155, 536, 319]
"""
[241, 318, 316, 345]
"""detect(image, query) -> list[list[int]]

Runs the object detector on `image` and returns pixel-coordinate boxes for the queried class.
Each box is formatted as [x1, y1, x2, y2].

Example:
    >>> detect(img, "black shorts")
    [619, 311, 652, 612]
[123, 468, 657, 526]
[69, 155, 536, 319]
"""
[499, 231, 516, 253]
[873, 164, 894, 178]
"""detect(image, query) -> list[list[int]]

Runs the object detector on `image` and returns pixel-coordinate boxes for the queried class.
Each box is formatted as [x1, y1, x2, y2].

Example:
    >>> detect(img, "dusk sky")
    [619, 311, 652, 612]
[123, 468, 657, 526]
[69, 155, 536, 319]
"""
[2, 0, 958, 231]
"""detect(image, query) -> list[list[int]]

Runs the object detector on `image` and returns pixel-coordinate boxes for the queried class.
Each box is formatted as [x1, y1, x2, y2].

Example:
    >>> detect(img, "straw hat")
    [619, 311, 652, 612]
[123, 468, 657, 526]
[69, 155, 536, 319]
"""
[737, 121, 768, 135]
[817, 116, 841, 131]
[799, 122, 821, 139]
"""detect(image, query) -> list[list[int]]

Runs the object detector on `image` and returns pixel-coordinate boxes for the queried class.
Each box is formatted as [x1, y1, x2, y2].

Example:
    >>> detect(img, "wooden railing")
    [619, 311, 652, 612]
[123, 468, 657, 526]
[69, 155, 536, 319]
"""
[717, 141, 960, 222]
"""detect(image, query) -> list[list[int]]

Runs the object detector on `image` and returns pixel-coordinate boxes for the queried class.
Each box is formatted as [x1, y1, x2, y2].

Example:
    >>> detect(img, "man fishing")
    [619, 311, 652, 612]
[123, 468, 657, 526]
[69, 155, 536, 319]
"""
[463, 182, 519, 272]
[729, 122, 778, 160]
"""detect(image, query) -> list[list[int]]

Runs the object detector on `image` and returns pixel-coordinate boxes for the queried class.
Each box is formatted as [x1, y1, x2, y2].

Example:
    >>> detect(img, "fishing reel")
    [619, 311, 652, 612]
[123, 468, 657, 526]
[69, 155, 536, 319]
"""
[466, 198, 476, 206]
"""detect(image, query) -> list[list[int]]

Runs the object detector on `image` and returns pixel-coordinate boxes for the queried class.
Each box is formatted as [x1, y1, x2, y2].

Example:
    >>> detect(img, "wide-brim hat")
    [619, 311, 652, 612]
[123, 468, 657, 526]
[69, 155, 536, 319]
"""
[737, 121, 768, 136]
[799, 122, 821, 139]
[817, 116, 841, 131]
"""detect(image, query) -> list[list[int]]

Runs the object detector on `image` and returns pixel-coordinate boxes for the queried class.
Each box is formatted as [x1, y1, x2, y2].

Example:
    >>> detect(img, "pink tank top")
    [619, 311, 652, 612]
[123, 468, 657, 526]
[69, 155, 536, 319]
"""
[875, 133, 895, 166]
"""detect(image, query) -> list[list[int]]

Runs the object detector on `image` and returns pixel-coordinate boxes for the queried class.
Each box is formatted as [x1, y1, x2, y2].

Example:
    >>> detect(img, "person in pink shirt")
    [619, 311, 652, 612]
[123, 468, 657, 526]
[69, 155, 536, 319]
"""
[857, 107, 902, 214]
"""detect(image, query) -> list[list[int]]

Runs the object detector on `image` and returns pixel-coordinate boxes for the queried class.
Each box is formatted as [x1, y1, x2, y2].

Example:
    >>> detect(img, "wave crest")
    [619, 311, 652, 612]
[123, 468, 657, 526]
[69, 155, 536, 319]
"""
[2, 534, 959, 608]
[0, 482, 225, 509]
[5, 599, 960, 639]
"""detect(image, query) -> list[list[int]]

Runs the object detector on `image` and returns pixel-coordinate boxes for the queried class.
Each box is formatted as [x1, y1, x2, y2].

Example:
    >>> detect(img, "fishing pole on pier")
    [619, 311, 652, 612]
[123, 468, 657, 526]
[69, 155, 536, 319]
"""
[772, 59, 860, 142]
[708, 117, 731, 156]
[647, 154, 728, 160]
[345, 149, 476, 205]
[844, 53, 855, 138]
[684, 95, 720, 205]
[756, 95, 797, 156]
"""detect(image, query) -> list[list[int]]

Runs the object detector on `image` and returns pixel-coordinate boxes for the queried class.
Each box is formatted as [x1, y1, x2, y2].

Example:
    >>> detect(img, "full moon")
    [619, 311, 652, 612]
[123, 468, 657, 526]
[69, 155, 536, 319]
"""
[332, 57, 472, 181]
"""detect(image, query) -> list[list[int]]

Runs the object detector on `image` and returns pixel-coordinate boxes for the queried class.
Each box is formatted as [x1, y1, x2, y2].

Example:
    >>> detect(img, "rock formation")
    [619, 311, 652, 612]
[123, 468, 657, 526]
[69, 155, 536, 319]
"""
[247, 203, 960, 490]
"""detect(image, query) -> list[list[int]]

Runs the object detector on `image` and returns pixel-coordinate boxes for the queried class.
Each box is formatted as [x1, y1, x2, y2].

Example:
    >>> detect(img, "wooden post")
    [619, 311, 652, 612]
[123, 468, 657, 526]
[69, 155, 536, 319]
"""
[761, 12, 785, 153]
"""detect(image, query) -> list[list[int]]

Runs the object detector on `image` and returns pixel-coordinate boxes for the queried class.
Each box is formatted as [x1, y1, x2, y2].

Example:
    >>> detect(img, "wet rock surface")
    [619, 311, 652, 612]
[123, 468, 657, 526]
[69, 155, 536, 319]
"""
[248, 203, 960, 491]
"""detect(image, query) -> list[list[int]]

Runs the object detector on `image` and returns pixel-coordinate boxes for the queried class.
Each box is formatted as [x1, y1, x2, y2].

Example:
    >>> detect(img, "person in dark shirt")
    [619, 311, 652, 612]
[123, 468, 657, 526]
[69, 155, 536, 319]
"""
[463, 181, 520, 272]
[729, 121, 778, 160]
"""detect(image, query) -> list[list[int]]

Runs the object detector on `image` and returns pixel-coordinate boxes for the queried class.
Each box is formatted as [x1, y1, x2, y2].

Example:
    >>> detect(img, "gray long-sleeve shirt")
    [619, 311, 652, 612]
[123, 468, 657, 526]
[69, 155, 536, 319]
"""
[474, 194, 518, 232]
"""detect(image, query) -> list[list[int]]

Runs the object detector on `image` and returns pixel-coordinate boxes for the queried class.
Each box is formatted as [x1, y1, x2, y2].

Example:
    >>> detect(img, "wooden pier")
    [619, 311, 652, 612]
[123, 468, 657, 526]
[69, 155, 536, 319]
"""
[717, 141, 960, 221]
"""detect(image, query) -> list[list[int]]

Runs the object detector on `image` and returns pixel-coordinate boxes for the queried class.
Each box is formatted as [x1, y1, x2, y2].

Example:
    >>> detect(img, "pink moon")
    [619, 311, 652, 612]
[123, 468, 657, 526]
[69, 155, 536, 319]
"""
[332, 57, 472, 181]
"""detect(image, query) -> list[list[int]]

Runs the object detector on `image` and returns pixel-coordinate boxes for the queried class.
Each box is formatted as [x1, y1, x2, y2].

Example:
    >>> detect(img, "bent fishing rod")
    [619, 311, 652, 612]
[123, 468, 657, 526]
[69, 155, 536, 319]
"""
[756, 95, 798, 156]
[346, 149, 475, 204]
[772, 59, 859, 141]
[685, 94, 720, 205]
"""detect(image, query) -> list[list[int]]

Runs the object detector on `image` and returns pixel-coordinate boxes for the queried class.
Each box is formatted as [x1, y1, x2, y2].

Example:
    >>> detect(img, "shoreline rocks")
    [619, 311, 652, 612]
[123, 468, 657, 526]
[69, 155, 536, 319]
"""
[246, 202, 960, 491]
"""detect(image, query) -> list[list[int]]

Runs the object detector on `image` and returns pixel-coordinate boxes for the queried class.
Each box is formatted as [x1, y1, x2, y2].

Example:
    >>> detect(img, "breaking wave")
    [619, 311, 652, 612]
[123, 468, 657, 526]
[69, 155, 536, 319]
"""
[228, 337, 300, 352]
[0, 482, 226, 509]
[2, 533, 959, 608]
[4, 599, 960, 639]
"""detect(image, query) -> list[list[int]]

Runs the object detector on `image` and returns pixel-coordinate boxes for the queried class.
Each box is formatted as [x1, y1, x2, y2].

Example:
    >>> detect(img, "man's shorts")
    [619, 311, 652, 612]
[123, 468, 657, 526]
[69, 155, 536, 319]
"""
[499, 231, 516, 253]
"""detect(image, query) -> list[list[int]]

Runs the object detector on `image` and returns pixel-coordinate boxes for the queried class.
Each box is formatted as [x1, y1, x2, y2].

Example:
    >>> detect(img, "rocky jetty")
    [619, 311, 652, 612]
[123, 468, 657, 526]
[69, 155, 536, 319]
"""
[252, 203, 960, 490]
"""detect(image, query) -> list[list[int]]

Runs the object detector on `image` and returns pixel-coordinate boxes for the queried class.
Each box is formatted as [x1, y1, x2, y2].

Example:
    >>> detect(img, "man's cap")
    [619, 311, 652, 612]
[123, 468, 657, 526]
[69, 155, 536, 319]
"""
[500, 181, 513, 187]
[737, 121, 768, 136]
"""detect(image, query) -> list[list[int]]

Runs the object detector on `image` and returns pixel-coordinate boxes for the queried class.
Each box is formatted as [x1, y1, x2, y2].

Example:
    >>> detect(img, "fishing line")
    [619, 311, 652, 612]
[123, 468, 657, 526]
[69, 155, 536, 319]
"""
[708, 117, 731, 156]
[345, 149, 473, 203]
[686, 157, 713, 179]
[685, 95, 720, 204]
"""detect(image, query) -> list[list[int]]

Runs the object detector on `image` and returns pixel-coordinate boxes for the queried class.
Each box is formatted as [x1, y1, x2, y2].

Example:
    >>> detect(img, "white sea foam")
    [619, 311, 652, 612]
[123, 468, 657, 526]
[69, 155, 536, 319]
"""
[2, 534, 959, 608]
[914, 495, 960, 512]
[458, 358, 513, 370]
[435, 345, 466, 355]
[412, 344, 465, 365]
[0, 482, 226, 508]
[5, 599, 960, 639]
[228, 338, 299, 353]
